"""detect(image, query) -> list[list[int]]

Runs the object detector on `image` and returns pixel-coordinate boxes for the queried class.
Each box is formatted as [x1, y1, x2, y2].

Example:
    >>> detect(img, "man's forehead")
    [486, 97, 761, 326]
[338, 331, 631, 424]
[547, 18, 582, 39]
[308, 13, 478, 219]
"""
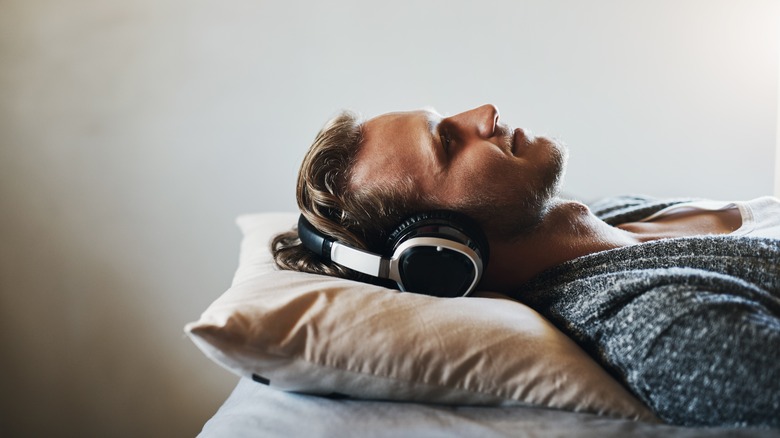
[364, 108, 436, 127]
[350, 109, 439, 191]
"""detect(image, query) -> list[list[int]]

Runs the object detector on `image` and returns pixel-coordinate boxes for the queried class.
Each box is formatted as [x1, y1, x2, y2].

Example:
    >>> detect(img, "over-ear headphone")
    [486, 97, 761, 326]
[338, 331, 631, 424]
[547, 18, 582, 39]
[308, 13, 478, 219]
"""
[297, 211, 489, 298]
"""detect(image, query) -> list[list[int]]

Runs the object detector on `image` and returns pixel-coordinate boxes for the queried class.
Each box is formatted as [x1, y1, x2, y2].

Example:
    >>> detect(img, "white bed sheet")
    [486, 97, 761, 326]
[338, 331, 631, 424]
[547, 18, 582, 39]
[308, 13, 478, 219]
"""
[199, 378, 778, 438]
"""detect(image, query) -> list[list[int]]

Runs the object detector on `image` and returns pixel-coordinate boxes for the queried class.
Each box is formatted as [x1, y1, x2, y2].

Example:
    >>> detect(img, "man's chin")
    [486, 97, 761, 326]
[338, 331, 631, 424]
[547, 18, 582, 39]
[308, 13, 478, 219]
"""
[542, 137, 568, 199]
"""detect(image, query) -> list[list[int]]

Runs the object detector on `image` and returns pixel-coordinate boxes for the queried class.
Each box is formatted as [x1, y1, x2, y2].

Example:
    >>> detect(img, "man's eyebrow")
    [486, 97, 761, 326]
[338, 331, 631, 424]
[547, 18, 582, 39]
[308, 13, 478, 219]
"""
[425, 112, 444, 166]
[422, 107, 442, 136]
[421, 105, 442, 116]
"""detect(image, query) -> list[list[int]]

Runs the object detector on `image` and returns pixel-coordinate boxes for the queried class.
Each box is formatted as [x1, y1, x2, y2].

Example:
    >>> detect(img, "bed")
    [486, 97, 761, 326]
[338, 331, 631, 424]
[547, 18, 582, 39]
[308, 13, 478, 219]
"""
[199, 377, 777, 437]
[186, 213, 778, 437]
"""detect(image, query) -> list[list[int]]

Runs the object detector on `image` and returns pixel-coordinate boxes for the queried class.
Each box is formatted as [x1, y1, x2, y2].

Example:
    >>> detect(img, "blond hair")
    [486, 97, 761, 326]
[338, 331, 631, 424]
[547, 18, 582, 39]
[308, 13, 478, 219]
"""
[271, 110, 421, 280]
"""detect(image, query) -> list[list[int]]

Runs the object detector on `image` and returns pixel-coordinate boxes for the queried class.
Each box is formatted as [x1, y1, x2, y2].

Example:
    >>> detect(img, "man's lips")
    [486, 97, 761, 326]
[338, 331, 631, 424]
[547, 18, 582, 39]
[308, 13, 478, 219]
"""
[512, 128, 526, 155]
[495, 123, 519, 155]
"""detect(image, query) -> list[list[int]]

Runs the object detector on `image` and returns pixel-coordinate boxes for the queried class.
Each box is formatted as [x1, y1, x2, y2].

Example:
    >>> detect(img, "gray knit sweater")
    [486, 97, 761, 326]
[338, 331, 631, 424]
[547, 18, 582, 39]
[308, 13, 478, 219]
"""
[511, 196, 780, 428]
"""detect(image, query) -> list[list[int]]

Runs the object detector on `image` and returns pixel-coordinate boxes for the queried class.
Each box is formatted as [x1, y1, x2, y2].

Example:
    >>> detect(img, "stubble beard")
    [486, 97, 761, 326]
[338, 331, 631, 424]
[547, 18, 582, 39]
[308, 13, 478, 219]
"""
[466, 137, 568, 241]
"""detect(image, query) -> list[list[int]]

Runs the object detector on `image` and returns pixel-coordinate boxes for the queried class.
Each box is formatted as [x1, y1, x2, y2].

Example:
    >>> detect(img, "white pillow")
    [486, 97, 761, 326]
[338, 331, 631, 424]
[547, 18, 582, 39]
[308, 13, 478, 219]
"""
[185, 213, 657, 421]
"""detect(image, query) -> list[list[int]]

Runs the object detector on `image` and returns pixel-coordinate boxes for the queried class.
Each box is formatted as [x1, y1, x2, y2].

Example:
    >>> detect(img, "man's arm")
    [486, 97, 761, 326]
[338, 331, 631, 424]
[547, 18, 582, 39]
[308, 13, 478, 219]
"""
[515, 237, 780, 428]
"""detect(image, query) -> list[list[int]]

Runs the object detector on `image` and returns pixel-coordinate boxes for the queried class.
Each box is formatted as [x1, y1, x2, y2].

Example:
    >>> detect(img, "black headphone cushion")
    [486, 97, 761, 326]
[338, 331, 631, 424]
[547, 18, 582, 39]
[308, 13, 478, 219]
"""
[386, 210, 489, 265]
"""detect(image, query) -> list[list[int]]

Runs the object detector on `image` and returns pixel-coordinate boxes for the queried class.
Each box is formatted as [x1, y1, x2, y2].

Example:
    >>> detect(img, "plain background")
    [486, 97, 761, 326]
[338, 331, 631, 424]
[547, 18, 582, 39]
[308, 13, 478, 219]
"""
[1, 1, 778, 436]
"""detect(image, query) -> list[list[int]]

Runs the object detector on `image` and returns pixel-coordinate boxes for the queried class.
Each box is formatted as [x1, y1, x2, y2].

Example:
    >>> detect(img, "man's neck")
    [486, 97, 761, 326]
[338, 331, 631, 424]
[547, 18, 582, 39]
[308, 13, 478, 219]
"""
[480, 199, 640, 293]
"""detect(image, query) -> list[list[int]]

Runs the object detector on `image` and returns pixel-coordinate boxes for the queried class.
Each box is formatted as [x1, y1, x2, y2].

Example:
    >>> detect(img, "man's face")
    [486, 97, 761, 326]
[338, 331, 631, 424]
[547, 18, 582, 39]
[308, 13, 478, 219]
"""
[349, 104, 567, 238]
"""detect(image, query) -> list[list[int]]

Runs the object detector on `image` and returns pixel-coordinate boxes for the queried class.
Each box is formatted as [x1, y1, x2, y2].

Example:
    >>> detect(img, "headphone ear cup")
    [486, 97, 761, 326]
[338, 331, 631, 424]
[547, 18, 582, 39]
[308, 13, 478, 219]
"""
[387, 211, 454, 245]
[397, 246, 482, 297]
[387, 211, 489, 263]
[387, 210, 489, 297]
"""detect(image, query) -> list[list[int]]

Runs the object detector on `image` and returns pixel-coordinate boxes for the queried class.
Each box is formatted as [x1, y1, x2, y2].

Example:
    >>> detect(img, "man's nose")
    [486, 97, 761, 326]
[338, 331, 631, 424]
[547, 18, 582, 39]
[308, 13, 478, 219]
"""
[446, 104, 499, 139]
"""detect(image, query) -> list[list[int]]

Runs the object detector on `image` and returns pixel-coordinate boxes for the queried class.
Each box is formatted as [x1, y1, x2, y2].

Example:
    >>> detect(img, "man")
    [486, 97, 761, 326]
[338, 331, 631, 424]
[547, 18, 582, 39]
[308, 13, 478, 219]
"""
[273, 104, 780, 428]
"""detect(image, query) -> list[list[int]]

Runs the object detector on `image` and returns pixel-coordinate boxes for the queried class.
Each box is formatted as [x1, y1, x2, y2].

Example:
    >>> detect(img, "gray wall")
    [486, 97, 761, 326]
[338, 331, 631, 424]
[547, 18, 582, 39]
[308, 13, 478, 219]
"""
[1, 1, 777, 436]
